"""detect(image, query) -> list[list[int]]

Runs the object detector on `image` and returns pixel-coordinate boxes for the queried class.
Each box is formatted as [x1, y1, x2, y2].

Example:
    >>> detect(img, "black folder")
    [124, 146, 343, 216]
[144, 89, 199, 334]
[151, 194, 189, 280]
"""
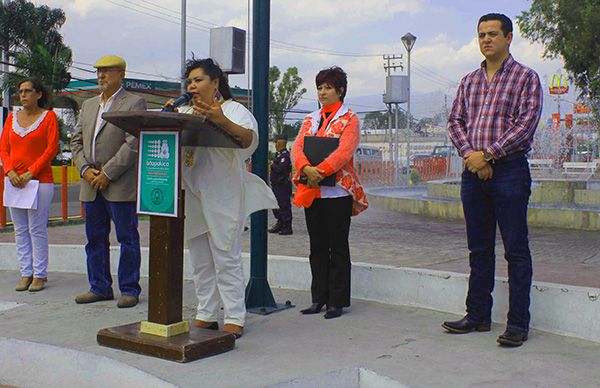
[299, 136, 339, 187]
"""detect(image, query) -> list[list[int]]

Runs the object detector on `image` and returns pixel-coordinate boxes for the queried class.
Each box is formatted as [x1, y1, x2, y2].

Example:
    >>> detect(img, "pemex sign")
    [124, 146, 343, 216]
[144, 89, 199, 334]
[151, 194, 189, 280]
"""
[549, 74, 569, 95]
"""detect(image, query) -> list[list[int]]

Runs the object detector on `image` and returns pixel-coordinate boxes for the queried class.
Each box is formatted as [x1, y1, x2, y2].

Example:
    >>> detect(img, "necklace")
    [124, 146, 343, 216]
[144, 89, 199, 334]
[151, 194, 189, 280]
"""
[185, 149, 195, 167]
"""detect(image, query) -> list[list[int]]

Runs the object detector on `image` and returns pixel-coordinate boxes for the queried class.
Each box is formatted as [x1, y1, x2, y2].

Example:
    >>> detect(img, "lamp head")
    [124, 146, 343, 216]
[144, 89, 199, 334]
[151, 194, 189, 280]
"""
[401, 33, 417, 52]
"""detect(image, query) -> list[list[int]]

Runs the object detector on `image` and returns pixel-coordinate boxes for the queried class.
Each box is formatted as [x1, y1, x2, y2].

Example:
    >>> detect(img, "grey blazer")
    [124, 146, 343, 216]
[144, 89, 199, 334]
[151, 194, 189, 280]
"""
[71, 89, 147, 202]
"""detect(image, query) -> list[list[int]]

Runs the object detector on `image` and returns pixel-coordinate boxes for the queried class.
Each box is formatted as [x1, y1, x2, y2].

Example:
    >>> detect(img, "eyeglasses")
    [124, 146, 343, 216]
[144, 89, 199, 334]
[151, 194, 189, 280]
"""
[18, 88, 35, 95]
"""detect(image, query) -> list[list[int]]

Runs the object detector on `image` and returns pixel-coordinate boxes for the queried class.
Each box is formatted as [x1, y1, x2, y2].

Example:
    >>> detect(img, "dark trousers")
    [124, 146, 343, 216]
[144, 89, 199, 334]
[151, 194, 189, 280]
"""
[304, 195, 352, 307]
[272, 181, 292, 224]
[83, 192, 141, 298]
[461, 156, 532, 331]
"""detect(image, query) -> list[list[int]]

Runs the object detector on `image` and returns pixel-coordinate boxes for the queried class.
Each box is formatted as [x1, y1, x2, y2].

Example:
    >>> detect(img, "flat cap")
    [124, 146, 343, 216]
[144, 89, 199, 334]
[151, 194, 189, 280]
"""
[93, 55, 126, 70]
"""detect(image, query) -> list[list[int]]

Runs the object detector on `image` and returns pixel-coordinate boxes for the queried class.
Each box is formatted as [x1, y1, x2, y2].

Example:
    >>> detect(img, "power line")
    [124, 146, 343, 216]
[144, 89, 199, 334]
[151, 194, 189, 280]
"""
[104, 0, 211, 32]
[0, 60, 174, 108]
[71, 60, 179, 81]
[412, 61, 458, 85]
[106, 0, 384, 58]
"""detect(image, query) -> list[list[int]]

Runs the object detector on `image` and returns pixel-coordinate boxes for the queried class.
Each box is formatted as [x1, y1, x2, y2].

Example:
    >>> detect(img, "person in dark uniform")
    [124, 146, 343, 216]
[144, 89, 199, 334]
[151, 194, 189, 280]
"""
[269, 134, 293, 235]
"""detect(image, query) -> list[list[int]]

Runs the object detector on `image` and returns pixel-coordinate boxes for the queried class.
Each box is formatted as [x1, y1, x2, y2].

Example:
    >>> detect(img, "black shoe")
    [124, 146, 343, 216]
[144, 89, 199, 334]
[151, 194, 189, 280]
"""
[268, 221, 282, 233]
[442, 316, 491, 334]
[324, 306, 343, 319]
[497, 329, 528, 347]
[300, 303, 325, 314]
[278, 224, 293, 235]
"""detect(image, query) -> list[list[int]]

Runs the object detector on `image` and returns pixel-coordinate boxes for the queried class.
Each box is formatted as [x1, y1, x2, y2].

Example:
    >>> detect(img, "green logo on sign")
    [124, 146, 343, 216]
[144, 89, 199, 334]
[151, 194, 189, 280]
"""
[137, 132, 178, 217]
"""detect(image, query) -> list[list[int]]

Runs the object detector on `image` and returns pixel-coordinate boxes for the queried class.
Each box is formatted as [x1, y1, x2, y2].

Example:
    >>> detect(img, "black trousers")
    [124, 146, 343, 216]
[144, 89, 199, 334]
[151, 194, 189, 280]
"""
[304, 195, 353, 308]
[272, 181, 292, 224]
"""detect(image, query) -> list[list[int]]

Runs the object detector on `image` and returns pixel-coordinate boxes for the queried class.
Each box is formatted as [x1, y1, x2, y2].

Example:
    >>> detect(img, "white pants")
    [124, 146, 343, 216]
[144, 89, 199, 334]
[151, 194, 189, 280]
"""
[9, 183, 54, 278]
[188, 228, 246, 326]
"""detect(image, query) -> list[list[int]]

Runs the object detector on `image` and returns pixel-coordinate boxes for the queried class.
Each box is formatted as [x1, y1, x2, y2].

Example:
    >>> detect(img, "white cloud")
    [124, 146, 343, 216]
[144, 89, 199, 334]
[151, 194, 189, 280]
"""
[34, 0, 567, 116]
[39, 0, 114, 17]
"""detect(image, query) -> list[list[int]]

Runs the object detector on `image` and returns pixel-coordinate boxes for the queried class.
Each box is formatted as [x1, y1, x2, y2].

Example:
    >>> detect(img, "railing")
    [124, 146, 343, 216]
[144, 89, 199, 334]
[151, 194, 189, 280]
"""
[355, 161, 396, 186]
[413, 157, 449, 181]
[355, 157, 456, 186]
[0, 166, 84, 228]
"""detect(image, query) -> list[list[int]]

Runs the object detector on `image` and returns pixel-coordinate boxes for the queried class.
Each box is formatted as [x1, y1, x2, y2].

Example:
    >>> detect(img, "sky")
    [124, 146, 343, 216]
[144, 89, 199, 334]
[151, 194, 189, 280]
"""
[39, 0, 571, 119]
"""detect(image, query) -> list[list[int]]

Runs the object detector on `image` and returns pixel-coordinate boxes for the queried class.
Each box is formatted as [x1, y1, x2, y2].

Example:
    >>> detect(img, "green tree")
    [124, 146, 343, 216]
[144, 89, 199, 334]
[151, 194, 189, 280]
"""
[362, 111, 390, 129]
[362, 109, 413, 130]
[1, 0, 72, 95]
[280, 120, 302, 140]
[269, 66, 306, 138]
[517, 0, 600, 121]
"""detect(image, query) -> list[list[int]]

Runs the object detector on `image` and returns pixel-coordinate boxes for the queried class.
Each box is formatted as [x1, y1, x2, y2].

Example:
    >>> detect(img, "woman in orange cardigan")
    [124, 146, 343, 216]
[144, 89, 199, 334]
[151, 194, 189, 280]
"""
[292, 66, 368, 319]
[0, 77, 59, 292]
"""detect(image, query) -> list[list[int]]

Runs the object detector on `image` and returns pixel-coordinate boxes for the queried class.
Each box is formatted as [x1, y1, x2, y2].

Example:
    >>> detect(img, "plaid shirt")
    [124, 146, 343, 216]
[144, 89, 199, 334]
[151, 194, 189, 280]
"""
[447, 55, 543, 159]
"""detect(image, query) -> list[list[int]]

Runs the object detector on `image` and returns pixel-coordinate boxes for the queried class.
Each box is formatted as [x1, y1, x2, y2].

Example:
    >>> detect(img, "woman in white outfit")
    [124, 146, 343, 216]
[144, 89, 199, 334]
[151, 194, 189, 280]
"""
[166, 57, 276, 338]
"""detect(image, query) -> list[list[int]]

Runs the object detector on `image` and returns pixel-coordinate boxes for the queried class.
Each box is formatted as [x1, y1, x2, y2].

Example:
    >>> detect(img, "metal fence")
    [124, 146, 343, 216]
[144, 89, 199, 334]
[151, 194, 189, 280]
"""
[0, 166, 84, 227]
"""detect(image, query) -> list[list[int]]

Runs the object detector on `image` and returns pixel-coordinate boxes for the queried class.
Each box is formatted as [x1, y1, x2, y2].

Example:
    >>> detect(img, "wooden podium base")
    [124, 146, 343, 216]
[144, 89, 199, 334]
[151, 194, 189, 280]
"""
[97, 322, 235, 363]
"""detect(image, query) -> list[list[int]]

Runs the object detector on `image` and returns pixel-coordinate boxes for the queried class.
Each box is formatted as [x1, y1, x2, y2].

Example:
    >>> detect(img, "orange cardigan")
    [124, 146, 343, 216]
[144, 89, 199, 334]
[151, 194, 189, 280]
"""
[0, 110, 59, 183]
[292, 104, 368, 215]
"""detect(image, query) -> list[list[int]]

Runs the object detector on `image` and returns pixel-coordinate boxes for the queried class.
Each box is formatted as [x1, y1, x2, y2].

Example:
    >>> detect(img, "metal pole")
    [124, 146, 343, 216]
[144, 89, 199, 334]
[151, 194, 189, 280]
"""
[180, 0, 186, 94]
[387, 104, 392, 164]
[394, 104, 399, 184]
[246, 0, 291, 314]
[1, 0, 11, 128]
[405, 49, 412, 184]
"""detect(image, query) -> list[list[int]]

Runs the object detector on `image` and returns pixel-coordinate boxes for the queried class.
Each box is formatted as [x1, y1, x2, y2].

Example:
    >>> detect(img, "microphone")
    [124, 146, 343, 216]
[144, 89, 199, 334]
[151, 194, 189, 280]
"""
[162, 92, 192, 112]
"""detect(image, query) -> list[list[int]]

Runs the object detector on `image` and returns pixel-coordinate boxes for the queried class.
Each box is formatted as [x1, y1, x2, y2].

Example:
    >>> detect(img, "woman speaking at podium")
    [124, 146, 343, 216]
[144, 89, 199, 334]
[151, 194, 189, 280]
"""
[165, 57, 276, 338]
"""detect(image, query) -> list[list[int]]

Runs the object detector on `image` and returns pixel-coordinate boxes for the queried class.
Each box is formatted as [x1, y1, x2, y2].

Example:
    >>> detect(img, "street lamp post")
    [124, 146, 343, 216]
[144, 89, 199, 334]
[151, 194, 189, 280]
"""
[1, 0, 12, 127]
[401, 33, 416, 184]
[180, 0, 187, 94]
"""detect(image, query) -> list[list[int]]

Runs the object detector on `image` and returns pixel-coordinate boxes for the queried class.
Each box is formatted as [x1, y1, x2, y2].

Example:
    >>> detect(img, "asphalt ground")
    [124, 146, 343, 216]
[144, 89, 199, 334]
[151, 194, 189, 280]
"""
[1, 194, 598, 288]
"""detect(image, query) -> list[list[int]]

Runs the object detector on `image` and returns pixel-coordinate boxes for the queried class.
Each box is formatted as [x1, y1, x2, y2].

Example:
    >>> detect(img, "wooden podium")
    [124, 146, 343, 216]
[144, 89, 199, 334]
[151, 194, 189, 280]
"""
[96, 111, 243, 362]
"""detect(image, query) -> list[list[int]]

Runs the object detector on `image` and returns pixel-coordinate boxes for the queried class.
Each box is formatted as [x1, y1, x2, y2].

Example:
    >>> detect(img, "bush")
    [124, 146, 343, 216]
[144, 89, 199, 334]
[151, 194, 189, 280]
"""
[409, 168, 420, 184]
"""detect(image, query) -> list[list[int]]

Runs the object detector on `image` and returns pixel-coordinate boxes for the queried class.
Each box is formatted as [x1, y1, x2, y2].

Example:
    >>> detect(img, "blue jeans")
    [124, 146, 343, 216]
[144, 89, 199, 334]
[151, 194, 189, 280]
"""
[83, 192, 141, 297]
[461, 155, 532, 332]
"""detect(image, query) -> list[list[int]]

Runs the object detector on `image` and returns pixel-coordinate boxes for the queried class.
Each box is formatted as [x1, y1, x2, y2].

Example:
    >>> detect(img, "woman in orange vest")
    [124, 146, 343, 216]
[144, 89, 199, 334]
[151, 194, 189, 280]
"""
[292, 66, 368, 319]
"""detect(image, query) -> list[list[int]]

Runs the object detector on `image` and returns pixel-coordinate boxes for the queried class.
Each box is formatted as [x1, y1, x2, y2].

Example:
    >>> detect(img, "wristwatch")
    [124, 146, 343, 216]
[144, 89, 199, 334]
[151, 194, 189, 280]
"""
[482, 149, 495, 163]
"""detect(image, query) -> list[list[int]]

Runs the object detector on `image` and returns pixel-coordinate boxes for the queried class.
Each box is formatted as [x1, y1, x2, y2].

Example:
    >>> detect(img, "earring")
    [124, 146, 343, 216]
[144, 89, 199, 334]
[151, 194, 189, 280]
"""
[214, 89, 223, 102]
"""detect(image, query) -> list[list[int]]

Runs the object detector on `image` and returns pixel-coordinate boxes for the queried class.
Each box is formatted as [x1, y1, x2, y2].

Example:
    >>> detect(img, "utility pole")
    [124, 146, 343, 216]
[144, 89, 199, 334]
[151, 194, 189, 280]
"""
[180, 0, 186, 94]
[383, 54, 402, 183]
[246, 0, 291, 315]
[401, 33, 416, 184]
[1, 0, 11, 128]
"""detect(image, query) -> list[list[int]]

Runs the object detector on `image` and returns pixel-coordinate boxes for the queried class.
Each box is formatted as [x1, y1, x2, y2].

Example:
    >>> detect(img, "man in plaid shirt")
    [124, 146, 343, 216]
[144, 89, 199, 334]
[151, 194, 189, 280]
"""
[442, 13, 543, 347]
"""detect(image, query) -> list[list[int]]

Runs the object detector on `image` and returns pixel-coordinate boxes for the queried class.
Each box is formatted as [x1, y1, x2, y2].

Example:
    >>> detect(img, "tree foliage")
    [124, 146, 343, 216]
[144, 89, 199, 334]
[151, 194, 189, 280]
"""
[517, 0, 600, 117]
[0, 0, 72, 95]
[269, 66, 306, 138]
[362, 109, 414, 130]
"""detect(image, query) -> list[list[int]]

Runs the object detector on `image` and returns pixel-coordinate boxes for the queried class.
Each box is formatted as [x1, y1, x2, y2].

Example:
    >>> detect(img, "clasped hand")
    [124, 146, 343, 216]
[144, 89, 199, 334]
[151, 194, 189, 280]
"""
[464, 151, 493, 181]
[84, 168, 110, 190]
[302, 165, 325, 188]
[7, 170, 33, 188]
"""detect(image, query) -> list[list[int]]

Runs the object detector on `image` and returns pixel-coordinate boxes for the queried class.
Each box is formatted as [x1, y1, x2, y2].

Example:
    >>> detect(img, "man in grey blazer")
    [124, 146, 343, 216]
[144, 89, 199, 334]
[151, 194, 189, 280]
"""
[71, 54, 146, 308]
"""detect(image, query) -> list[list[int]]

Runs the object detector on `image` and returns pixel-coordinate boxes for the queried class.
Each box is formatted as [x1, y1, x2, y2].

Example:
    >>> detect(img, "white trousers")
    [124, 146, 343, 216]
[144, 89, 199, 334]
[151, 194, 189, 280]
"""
[9, 183, 54, 278]
[188, 227, 246, 326]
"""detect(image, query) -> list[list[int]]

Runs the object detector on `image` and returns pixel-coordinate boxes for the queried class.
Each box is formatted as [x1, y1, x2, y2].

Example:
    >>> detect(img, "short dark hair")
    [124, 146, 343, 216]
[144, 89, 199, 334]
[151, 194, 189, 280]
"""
[315, 66, 347, 102]
[275, 134, 287, 142]
[17, 77, 50, 108]
[184, 55, 233, 100]
[478, 13, 513, 37]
